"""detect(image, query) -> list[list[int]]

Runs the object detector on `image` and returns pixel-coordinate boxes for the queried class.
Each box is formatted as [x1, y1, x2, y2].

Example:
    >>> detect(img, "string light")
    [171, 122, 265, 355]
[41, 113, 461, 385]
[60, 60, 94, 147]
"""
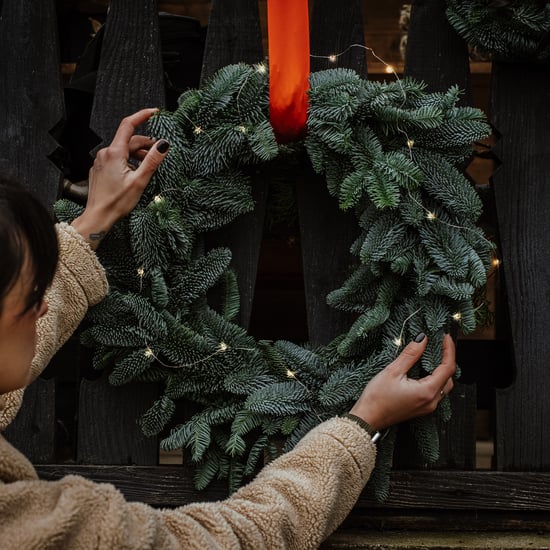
[255, 62, 267, 74]
[237, 125, 247, 134]
[426, 211, 437, 220]
[137, 267, 145, 278]
[286, 369, 296, 379]
[310, 43, 415, 155]
[492, 258, 501, 268]
[219, 341, 228, 352]
[153, 194, 164, 204]
[144, 347, 154, 358]
[452, 312, 462, 322]
[407, 139, 415, 149]
[193, 126, 203, 135]
[393, 307, 422, 357]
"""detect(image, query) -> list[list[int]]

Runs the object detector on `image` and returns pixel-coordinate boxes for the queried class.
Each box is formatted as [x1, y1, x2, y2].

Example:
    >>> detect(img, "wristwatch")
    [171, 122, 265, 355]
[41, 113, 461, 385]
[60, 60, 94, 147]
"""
[341, 413, 382, 443]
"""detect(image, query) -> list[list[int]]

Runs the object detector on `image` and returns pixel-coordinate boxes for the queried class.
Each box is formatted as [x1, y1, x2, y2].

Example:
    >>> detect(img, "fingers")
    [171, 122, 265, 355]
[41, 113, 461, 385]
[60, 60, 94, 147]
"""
[429, 334, 456, 389]
[133, 139, 170, 185]
[129, 135, 155, 155]
[389, 333, 428, 375]
[111, 108, 159, 150]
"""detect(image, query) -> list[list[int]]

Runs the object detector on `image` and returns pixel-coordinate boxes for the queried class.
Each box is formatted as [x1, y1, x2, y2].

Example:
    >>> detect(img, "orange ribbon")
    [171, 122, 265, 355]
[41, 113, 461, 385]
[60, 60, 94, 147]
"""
[268, 0, 310, 143]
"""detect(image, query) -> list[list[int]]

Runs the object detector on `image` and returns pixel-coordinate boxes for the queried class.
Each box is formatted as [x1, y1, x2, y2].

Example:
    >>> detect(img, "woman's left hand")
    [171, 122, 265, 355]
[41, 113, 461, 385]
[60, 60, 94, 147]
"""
[71, 108, 170, 250]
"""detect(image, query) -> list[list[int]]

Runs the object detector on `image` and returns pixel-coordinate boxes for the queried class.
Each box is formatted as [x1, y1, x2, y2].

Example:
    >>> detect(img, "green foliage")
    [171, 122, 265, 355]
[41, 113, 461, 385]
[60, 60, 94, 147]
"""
[55, 62, 493, 500]
[445, 0, 550, 62]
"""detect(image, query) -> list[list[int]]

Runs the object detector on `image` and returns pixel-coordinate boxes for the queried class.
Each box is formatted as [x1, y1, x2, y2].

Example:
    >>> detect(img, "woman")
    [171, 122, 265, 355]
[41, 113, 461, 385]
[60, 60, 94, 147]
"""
[0, 109, 455, 549]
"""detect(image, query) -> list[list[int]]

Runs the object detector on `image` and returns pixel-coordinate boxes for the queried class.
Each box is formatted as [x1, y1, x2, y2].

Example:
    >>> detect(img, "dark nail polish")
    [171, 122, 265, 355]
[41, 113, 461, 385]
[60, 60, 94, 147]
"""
[156, 139, 169, 153]
[414, 332, 426, 343]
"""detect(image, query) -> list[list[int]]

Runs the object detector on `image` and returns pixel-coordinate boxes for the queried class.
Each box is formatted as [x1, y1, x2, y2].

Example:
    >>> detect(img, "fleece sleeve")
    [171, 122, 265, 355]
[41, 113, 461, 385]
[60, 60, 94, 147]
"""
[162, 416, 377, 549]
[0, 418, 376, 549]
[0, 222, 108, 430]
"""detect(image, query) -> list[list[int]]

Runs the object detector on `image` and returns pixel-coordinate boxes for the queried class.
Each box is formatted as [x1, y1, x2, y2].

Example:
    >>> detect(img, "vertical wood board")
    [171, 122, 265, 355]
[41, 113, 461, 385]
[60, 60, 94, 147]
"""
[3, 379, 56, 463]
[79, 0, 165, 465]
[491, 62, 550, 470]
[77, 375, 158, 465]
[402, 0, 477, 468]
[0, 0, 64, 207]
[298, 0, 366, 346]
[310, 0, 367, 78]
[90, 0, 165, 148]
[201, 0, 266, 329]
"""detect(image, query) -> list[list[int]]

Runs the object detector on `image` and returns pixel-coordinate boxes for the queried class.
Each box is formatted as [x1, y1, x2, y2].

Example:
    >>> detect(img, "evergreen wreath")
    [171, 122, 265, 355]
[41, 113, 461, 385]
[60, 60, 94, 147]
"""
[56, 63, 492, 499]
[445, 0, 550, 62]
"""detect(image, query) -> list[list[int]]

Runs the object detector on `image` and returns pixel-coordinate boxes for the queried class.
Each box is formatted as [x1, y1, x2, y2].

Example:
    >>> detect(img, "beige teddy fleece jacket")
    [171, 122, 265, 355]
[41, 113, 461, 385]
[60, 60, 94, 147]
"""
[0, 223, 377, 549]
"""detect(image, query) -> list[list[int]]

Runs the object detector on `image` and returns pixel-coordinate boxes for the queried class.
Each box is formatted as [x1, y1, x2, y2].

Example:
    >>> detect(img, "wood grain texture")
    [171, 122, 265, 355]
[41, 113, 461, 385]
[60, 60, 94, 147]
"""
[402, 0, 477, 469]
[404, 0, 472, 105]
[491, 62, 550, 470]
[310, 0, 367, 77]
[201, 0, 266, 330]
[200, 0, 263, 82]
[34, 466, 550, 512]
[90, 0, 165, 148]
[77, 375, 159, 465]
[0, 0, 64, 207]
[77, 0, 165, 466]
[3, 379, 56, 463]
[297, 0, 366, 346]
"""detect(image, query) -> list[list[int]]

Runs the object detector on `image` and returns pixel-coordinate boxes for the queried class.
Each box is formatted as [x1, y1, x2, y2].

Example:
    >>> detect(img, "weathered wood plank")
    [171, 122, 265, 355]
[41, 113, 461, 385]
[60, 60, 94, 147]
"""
[201, 0, 266, 329]
[322, 530, 550, 550]
[78, 0, 164, 465]
[0, 0, 64, 207]
[200, 0, 263, 82]
[402, 0, 476, 469]
[0, 0, 62, 464]
[3, 379, 56, 463]
[297, 0, 366, 346]
[34, 467, 550, 511]
[90, 0, 165, 147]
[491, 62, 550, 470]
[337, 509, 550, 533]
[404, 0, 472, 104]
[77, 375, 158, 465]
[310, 0, 367, 78]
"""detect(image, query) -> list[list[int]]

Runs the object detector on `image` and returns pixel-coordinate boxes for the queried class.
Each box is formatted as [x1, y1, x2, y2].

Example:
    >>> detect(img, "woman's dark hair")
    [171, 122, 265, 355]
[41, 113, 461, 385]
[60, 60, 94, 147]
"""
[0, 176, 59, 313]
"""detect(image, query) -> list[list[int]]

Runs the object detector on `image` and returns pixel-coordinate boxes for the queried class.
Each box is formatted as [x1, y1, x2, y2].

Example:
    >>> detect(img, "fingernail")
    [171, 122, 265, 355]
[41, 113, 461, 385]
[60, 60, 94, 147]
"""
[414, 332, 426, 343]
[156, 139, 169, 153]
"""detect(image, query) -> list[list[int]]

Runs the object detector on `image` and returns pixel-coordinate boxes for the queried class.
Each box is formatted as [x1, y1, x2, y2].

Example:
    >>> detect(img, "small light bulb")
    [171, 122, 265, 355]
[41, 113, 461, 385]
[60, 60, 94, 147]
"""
[137, 267, 145, 278]
[255, 63, 267, 74]
[452, 312, 462, 322]
[328, 54, 337, 63]
[407, 139, 415, 149]
[393, 337, 402, 347]
[286, 369, 296, 379]
[237, 125, 247, 134]
[193, 126, 203, 135]
[219, 342, 228, 352]
[385, 65, 395, 74]
[153, 195, 164, 204]
[492, 258, 501, 268]
[144, 347, 154, 358]
[426, 211, 436, 220]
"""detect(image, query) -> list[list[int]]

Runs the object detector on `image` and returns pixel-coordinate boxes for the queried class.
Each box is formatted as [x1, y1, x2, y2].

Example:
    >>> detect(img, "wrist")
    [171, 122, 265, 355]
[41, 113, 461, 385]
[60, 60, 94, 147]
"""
[341, 413, 382, 443]
[71, 213, 111, 251]
[348, 405, 384, 432]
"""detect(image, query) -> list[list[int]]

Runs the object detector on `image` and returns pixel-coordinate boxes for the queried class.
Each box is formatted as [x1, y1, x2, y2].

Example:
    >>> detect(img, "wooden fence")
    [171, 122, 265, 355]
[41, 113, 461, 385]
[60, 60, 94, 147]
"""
[1, 0, 550, 540]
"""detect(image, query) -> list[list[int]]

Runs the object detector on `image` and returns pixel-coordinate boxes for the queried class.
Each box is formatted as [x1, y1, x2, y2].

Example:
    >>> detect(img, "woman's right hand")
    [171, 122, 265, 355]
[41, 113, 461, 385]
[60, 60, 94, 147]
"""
[349, 333, 456, 431]
[71, 108, 170, 250]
